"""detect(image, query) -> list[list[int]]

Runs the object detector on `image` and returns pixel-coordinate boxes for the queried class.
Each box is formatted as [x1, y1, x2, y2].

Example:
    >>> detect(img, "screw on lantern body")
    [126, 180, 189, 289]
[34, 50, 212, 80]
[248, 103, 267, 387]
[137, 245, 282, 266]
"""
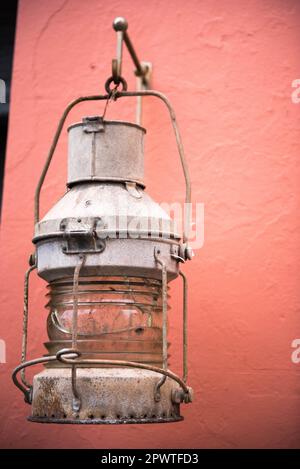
[12, 18, 193, 424]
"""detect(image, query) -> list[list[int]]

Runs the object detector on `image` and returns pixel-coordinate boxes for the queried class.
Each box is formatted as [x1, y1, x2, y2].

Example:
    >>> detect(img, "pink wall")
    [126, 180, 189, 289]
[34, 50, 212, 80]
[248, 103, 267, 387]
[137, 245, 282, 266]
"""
[1, 0, 300, 448]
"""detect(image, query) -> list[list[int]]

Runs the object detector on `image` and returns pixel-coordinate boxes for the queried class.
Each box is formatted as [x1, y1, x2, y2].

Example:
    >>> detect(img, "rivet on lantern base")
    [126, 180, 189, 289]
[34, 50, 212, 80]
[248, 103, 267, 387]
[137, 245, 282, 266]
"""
[29, 368, 183, 424]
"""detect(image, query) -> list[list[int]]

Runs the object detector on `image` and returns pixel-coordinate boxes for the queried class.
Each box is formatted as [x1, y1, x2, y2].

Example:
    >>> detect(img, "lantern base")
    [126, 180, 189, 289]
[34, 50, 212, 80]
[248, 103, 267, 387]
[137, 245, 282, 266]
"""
[29, 368, 184, 424]
[28, 415, 183, 424]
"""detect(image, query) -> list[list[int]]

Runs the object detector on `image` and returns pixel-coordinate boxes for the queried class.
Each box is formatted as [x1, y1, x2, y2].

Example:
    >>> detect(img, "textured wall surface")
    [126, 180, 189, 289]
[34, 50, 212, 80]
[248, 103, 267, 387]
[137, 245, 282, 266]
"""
[1, 0, 300, 448]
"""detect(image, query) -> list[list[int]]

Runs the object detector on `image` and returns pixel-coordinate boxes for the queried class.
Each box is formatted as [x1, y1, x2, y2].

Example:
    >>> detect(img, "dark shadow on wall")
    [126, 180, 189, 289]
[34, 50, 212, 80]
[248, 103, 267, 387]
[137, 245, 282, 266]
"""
[0, 1, 18, 218]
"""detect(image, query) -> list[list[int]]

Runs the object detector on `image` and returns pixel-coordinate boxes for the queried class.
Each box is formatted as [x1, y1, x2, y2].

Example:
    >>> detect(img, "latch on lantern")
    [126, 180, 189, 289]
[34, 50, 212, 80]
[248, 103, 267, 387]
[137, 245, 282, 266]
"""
[60, 217, 106, 254]
[82, 116, 105, 133]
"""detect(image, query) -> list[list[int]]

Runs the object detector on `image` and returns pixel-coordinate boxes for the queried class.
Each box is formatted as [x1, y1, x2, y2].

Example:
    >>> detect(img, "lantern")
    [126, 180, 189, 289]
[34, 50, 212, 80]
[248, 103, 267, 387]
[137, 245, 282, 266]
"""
[12, 17, 193, 424]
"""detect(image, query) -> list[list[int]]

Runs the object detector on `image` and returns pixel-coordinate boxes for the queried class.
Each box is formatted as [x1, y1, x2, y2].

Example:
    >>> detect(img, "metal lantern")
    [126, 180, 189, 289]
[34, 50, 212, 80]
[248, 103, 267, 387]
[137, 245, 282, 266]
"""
[12, 17, 193, 424]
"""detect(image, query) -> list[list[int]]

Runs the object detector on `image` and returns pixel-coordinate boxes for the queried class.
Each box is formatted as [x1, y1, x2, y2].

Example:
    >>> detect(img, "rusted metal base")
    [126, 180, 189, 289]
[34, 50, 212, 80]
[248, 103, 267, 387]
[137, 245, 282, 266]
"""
[30, 368, 183, 424]
[28, 415, 183, 424]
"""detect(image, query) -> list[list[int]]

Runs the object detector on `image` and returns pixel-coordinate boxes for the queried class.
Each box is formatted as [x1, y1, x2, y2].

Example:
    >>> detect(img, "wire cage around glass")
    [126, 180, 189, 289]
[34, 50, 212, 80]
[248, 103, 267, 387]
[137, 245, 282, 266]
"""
[12, 91, 193, 424]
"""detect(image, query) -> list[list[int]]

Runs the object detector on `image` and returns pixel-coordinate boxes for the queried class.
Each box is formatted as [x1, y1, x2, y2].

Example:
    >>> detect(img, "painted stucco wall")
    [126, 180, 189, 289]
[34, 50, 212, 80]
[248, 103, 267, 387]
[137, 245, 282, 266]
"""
[1, 0, 300, 448]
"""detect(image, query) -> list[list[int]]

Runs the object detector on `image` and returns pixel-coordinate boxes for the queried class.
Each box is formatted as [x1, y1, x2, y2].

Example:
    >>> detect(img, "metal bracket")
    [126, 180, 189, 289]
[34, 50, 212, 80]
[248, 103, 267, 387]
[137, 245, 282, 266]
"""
[136, 61, 152, 126]
[112, 17, 152, 125]
[170, 244, 185, 263]
[171, 243, 194, 263]
[82, 116, 105, 133]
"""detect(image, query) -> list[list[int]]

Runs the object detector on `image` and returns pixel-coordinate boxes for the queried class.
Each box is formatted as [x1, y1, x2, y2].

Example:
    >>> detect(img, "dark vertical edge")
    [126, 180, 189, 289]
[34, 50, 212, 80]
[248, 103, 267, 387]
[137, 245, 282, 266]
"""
[0, 0, 19, 218]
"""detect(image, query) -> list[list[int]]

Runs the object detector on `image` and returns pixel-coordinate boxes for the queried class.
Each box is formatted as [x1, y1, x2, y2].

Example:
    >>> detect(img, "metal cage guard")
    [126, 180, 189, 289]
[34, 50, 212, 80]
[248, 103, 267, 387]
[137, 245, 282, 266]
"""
[13, 89, 192, 407]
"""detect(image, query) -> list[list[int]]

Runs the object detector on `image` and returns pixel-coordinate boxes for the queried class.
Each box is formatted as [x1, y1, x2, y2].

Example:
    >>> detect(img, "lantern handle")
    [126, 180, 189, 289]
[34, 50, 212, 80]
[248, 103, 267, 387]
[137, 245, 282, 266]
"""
[34, 91, 191, 244]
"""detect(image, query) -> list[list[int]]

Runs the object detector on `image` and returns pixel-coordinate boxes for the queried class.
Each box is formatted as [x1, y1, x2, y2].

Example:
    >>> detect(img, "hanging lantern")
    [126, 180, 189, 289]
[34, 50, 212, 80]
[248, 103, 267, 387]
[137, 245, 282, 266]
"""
[12, 17, 193, 424]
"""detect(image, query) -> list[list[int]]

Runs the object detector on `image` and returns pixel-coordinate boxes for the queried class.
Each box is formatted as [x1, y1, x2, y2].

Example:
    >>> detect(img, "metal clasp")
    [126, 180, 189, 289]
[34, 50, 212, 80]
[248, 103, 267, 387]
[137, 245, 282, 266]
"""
[82, 116, 104, 133]
[60, 217, 106, 254]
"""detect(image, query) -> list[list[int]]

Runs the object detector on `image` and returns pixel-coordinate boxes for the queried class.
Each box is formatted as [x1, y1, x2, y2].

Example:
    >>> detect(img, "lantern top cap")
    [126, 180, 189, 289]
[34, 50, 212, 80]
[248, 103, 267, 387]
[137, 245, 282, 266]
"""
[66, 115, 146, 188]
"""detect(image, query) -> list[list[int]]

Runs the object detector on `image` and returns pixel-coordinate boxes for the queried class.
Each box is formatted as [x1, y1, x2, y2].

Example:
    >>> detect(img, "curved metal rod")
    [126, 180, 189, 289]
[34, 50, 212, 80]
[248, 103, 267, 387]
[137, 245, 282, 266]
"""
[179, 270, 188, 382]
[12, 355, 58, 403]
[71, 255, 86, 411]
[12, 351, 190, 403]
[34, 90, 191, 242]
[34, 95, 109, 225]
[118, 90, 191, 243]
[154, 248, 168, 370]
[112, 17, 149, 87]
[58, 356, 189, 394]
[21, 264, 36, 388]
[153, 247, 168, 400]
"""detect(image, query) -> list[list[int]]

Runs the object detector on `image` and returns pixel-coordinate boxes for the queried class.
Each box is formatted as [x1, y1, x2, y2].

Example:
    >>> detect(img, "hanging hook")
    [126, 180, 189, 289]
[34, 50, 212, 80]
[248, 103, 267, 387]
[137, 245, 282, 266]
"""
[112, 17, 127, 84]
[105, 75, 128, 94]
[112, 17, 150, 88]
[109, 17, 152, 125]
